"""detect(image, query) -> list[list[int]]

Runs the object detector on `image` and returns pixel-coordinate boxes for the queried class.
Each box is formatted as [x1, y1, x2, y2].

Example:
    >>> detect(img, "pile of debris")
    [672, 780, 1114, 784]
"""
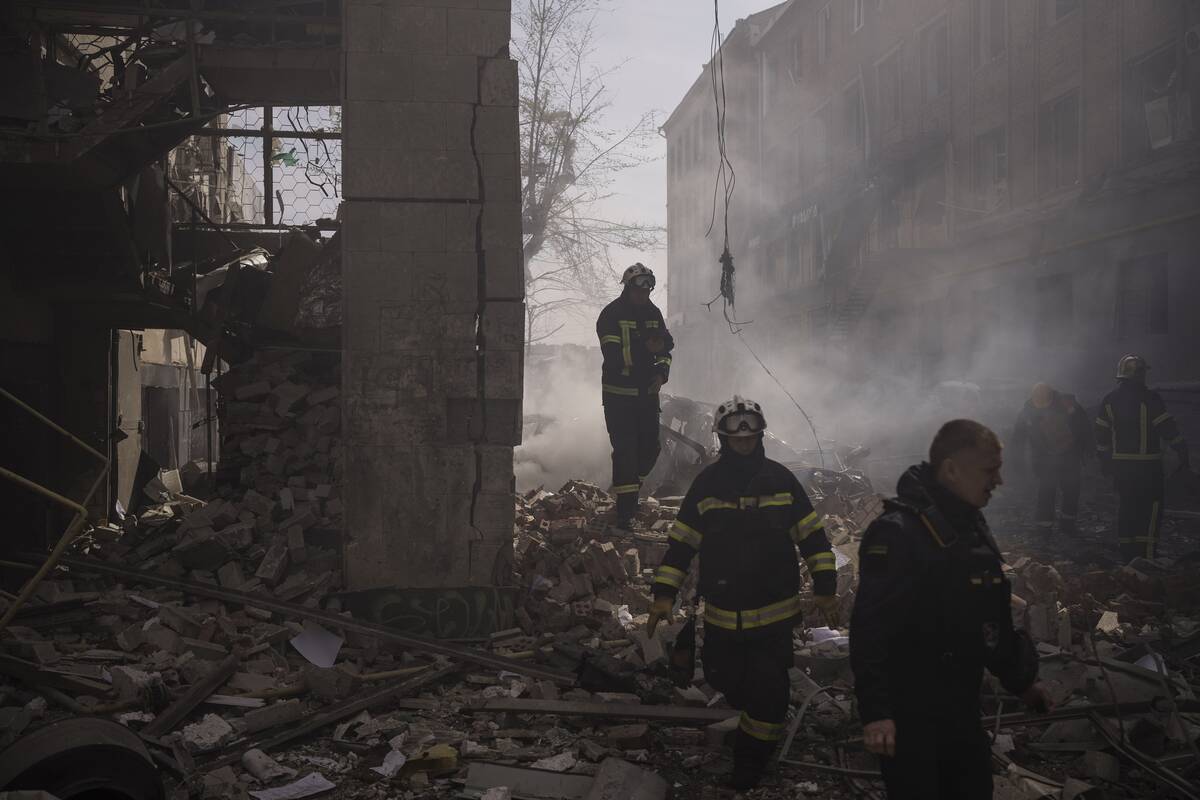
[115, 346, 344, 609]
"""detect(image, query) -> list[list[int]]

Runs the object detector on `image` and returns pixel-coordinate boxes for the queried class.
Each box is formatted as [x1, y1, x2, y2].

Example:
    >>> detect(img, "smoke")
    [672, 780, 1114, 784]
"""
[515, 344, 612, 493]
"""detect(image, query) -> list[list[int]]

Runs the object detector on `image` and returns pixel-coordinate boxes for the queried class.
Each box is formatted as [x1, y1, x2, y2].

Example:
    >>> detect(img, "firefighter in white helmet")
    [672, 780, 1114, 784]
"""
[596, 263, 674, 529]
[647, 396, 838, 791]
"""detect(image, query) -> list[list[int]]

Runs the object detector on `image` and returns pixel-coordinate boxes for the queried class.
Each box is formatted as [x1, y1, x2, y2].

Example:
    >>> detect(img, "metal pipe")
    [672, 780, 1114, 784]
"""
[0, 466, 108, 632]
[0, 387, 106, 461]
[0, 466, 90, 516]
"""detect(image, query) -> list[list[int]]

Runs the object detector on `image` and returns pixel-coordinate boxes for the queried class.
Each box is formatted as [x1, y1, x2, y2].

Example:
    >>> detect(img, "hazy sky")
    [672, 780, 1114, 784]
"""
[548, 0, 770, 343]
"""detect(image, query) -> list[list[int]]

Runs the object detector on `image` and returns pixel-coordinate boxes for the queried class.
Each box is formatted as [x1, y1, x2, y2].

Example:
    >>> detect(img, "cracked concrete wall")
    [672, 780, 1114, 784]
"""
[341, 0, 523, 591]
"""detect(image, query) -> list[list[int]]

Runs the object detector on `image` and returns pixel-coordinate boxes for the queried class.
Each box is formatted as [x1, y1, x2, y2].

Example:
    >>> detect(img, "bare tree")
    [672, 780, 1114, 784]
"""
[514, 0, 663, 344]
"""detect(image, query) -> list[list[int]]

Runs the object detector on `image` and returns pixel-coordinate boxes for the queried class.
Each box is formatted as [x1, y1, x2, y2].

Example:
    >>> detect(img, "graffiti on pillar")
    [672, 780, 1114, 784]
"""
[336, 586, 519, 640]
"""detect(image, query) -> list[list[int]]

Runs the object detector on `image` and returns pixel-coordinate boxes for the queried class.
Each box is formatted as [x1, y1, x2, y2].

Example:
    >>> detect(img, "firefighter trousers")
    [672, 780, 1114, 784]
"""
[878, 717, 992, 800]
[1114, 463, 1164, 561]
[1034, 456, 1081, 532]
[603, 395, 661, 524]
[702, 627, 792, 782]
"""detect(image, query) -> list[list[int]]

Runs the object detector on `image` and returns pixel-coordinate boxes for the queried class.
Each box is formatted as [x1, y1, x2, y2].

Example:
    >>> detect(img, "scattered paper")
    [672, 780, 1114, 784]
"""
[248, 772, 335, 800]
[289, 621, 344, 668]
[370, 750, 408, 778]
[1135, 653, 1167, 675]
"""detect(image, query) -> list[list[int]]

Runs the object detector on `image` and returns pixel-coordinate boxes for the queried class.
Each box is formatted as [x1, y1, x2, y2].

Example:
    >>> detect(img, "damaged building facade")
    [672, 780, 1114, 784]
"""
[0, 1, 524, 601]
[665, 0, 1200, 409]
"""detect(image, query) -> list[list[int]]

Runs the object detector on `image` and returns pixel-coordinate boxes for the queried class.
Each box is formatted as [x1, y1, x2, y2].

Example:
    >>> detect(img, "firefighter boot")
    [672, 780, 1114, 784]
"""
[727, 731, 773, 791]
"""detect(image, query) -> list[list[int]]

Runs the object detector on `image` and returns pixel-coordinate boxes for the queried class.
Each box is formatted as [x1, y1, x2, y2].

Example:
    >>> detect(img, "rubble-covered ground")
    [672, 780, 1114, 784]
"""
[3, 427, 1200, 800]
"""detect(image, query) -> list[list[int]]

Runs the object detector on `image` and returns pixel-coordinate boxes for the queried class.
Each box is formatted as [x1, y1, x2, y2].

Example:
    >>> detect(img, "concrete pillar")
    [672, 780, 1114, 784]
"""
[341, 0, 523, 590]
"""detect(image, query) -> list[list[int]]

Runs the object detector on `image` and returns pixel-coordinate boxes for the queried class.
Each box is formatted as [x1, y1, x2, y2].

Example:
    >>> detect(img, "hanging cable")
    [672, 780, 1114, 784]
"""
[699, 0, 823, 466]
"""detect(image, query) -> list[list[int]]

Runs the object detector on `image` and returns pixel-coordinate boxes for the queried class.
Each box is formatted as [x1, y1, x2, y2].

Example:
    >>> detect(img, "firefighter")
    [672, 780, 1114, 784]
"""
[850, 420, 1049, 800]
[646, 396, 839, 791]
[1011, 383, 1091, 534]
[1094, 355, 1189, 561]
[596, 263, 674, 529]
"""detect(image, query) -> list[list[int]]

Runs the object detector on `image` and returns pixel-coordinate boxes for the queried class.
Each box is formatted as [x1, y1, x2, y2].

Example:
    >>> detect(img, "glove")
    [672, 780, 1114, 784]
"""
[814, 594, 841, 628]
[647, 596, 674, 637]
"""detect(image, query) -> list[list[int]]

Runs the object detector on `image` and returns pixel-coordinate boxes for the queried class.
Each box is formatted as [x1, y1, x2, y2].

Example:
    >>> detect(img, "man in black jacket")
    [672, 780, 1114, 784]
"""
[1095, 355, 1190, 561]
[850, 419, 1049, 799]
[648, 396, 839, 791]
[596, 263, 674, 529]
[1011, 383, 1091, 534]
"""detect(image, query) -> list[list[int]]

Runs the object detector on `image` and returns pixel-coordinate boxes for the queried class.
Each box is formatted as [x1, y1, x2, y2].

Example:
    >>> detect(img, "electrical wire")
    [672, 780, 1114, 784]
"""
[699, 0, 824, 466]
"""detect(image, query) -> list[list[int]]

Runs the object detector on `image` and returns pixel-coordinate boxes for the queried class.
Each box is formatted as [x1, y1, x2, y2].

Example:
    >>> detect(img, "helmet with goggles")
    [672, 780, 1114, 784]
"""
[714, 395, 766, 438]
[621, 263, 656, 290]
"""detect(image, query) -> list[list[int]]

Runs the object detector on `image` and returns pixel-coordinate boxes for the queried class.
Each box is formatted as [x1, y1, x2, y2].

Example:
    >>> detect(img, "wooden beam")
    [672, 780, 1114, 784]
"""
[143, 653, 239, 738]
[467, 699, 739, 725]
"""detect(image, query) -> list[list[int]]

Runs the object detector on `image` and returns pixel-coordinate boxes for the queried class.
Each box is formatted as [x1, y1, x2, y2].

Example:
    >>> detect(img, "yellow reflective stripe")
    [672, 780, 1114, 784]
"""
[655, 356, 672, 366]
[1094, 417, 1111, 428]
[704, 596, 802, 631]
[654, 565, 685, 588]
[669, 520, 703, 549]
[791, 511, 821, 540]
[1140, 403, 1148, 454]
[1105, 403, 1116, 453]
[757, 492, 793, 508]
[698, 498, 739, 514]
[806, 551, 837, 573]
[618, 320, 636, 369]
[645, 320, 660, 328]
[1149, 500, 1160, 536]
[739, 712, 785, 742]
[602, 384, 640, 396]
[600, 335, 622, 345]
[1112, 453, 1163, 461]
[613, 484, 640, 494]
[1168, 435, 1185, 445]
[865, 544, 888, 556]
[1153, 412, 1172, 426]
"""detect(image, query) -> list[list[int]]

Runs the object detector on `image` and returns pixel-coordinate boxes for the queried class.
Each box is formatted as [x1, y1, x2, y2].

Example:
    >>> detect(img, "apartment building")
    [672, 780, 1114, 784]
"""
[664, 0, 1200, 410]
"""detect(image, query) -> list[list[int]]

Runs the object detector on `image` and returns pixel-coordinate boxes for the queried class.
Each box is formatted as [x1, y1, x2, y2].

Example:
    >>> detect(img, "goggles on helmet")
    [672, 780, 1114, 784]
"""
[717, 411, 764, 437]
[630, 274, 655, 290]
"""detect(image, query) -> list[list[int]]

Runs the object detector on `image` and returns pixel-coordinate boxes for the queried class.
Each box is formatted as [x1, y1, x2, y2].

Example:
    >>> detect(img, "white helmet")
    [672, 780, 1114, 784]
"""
[621, 262, 656, 289]
[714, 395, 766, 438]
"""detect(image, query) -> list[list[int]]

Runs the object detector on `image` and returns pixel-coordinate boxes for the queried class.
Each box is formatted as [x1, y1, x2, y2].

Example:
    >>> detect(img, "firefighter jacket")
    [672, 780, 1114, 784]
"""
[1012, 392, 1091, 469]
[850, 463, 1038, 725]
[1094, 381, 1188, 467]
[652, 445, 836, 638]
[596, 292, 673, 400]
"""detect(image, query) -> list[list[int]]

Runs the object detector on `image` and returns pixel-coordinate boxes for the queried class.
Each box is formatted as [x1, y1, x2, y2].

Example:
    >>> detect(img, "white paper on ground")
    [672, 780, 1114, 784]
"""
[289, 622, 344, 668]
[370, 750, 408, 778]
[248, 772, 335, 800]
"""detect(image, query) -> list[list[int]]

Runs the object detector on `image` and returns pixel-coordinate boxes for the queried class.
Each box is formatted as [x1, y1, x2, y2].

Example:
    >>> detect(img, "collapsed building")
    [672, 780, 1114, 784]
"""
[1, 2, 1200, 800]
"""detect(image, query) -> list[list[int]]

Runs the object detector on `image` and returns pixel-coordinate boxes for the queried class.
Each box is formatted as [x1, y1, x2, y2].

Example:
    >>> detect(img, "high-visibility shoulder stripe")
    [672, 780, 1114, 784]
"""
[600, 335, 622, 345]
[791, 511, 824, 543]
[698, 498, 738, 514]
[1153, 412, 1173, 426]
[645, 320, 660, 328]
[612, 483, 640, 495]
[653, 565, 685, 588]
[669, 520, 703, 549]
[1094, 417, 1111, 428]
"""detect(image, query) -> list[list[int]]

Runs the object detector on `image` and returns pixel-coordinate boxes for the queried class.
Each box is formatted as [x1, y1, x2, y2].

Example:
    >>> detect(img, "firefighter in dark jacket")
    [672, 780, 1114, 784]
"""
[596, 263, 674, 529]
[647, 396, 839, 791]
[1011, 383, 1091, 534]
[850, 420, 1050, 800]
[1094, 355, 1190, 561]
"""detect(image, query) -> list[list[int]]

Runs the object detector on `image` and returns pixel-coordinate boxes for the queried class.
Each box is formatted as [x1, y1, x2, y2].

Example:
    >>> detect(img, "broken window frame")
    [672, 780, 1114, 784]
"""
[1116, 253, 1170, 338]
[921, 16, 950, 102]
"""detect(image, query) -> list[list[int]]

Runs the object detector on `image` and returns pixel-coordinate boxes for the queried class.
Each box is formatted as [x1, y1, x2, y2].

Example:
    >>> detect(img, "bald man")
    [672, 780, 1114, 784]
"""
[851, 420, 1050, 799]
